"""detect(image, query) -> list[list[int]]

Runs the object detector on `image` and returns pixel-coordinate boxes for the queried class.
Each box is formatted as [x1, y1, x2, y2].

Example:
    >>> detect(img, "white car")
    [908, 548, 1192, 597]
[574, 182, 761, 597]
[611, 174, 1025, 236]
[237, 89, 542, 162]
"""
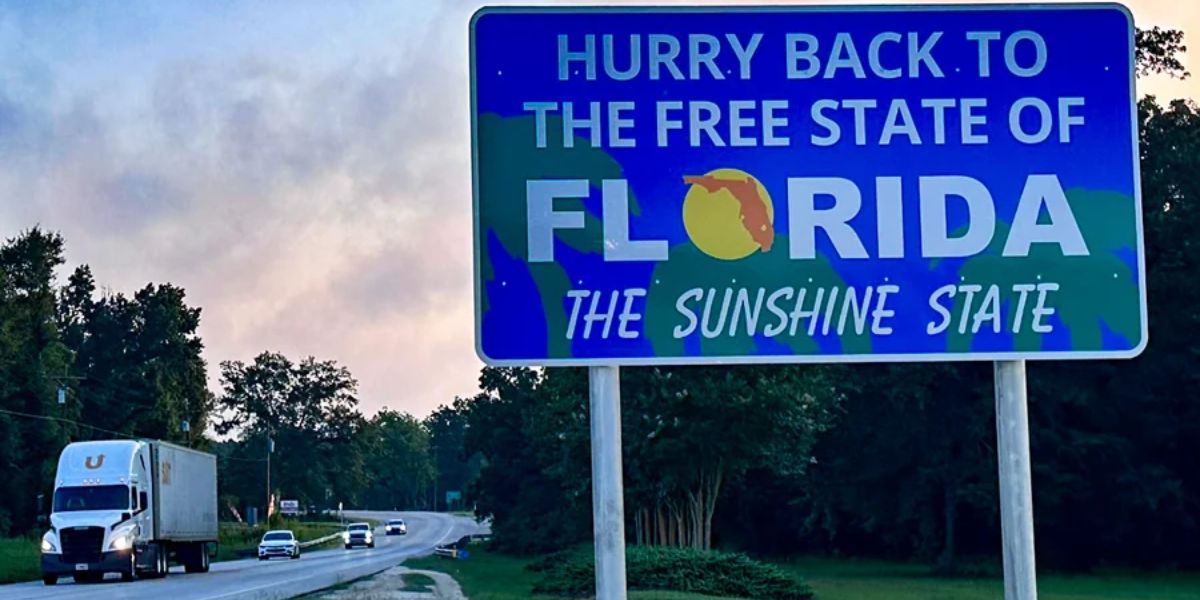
[385, 519, 407, 535]
[343, 522, 375, 549]
[258, 530, 300, 560]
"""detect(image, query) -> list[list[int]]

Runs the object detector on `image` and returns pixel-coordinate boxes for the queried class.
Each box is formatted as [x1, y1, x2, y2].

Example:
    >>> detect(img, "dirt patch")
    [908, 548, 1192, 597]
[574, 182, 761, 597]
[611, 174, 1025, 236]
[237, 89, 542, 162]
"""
[311, 565, 466, 600]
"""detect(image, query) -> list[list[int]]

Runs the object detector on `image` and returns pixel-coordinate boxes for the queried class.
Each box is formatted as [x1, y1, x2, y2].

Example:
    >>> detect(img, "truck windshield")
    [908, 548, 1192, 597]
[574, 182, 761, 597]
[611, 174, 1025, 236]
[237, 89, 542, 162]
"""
[53, 485, 129, 512]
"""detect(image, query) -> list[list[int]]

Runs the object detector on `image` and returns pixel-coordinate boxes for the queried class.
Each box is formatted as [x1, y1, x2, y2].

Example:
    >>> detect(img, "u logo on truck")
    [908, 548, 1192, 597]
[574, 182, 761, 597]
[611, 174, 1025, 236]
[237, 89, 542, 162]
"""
[84, 455, 105, 470]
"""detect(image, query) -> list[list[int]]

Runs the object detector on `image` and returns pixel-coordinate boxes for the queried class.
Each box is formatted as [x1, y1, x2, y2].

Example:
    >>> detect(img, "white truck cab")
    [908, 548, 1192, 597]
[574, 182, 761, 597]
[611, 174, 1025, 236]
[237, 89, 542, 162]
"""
[40, 440, 217, 585]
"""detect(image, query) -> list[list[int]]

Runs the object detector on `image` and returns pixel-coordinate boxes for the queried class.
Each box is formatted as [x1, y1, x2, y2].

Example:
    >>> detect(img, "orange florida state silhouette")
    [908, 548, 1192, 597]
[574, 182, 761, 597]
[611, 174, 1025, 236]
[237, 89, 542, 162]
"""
[683, 174, 774, 253]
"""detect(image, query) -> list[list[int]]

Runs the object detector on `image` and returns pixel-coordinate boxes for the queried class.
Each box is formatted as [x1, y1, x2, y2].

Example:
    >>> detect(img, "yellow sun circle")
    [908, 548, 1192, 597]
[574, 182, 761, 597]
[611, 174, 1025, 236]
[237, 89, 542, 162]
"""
[682, 168, 774, 260]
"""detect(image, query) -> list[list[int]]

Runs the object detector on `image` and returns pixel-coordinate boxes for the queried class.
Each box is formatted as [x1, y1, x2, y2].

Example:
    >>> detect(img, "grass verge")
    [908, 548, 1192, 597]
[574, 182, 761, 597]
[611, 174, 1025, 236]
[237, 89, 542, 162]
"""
[405, 548, 1200, 600]
[215, 520, 347, 561]
[783, 556, 1200, 600]
[0, 536, 40, 584]
[400, 572, 437, 592]
[404, 547, 743, 600]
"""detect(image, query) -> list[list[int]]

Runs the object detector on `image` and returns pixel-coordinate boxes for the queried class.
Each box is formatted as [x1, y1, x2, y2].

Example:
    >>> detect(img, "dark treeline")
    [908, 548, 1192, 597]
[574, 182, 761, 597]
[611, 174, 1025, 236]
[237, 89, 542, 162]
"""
[433, 30, 1200, 571]
[0, 231, 471, 534]
[212, 351, 445, 518]
[0, 230, 209, 534]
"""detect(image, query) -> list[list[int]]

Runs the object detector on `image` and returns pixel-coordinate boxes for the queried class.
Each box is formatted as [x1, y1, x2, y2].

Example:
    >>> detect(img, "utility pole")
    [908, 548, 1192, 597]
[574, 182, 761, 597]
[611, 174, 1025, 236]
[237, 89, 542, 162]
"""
[265, 433, 274, 524]
[50, 349, 83, 409]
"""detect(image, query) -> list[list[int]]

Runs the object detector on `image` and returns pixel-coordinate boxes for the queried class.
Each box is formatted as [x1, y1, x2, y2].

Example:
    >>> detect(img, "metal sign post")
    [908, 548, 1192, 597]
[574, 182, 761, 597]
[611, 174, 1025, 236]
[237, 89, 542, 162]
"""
[995, 361, 1037, 600]
[589, 366, 628, 600]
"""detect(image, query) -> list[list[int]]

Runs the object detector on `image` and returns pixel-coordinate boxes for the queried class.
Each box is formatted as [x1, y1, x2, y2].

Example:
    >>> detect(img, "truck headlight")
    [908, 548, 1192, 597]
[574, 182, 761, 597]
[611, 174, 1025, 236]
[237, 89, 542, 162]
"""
[341, 532, 349, 543]
[109, 528, 136, 551]
[41, 534, 58, 554]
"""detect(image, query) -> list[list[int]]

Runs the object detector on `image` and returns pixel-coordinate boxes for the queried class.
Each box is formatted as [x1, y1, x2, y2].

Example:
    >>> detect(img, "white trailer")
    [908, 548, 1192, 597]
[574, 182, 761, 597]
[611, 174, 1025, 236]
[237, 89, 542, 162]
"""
[39, 439, 218, 585]
[152, 441, 218, 542]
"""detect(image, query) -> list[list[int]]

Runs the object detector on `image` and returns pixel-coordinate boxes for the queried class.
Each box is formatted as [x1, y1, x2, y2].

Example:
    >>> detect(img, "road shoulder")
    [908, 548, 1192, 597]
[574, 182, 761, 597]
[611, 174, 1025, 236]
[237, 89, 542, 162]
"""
[306, 565, 466, 600]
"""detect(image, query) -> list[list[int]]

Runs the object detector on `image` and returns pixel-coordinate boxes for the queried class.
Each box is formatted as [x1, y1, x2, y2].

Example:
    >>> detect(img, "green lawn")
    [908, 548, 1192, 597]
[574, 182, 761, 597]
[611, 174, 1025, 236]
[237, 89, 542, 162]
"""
[405, 548, 753, 600]
[406, 548, 1200, 600]
[783, 557, 1200, 600]
[0, 536, 41, 584]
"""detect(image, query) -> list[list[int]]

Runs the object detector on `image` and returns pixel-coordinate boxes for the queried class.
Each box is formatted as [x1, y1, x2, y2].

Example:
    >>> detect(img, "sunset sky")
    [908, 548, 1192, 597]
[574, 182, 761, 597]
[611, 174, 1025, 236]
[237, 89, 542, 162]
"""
[0, 0, 1195, 418]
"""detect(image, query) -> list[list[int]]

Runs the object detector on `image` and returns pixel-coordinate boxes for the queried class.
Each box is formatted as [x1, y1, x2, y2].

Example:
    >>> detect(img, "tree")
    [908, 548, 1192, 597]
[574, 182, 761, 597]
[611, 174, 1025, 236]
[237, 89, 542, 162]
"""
[1136, 26, 1189, 79]
[620, 366, 840, 551]
[0, 229, 73, 534]
[458, 365, 840, 553]
[426, 398, 484, 511]
[216, 352, 363, 512]
[463, 367, 594, 553]
[795, 364, 996, 570]
[360, 409, 435, 509]
[57, 271, 212, 444]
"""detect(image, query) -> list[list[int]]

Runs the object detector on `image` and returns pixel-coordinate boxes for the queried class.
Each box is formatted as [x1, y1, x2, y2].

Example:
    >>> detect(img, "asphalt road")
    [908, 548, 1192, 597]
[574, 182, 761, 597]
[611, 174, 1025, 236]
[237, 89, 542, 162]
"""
[0, 511, 481, 600]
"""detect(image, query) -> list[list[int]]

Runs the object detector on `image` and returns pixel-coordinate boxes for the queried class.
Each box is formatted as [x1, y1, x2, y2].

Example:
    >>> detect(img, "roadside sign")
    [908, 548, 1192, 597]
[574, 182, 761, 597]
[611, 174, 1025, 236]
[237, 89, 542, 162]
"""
[280, 499, 300, 515]
[470, 4, 1144, 366]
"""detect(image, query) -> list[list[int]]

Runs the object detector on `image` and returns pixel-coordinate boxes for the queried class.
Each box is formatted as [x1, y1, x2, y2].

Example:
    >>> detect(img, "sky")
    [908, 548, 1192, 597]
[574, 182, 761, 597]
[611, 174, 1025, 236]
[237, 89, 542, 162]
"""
[0, 0, 1195, 418]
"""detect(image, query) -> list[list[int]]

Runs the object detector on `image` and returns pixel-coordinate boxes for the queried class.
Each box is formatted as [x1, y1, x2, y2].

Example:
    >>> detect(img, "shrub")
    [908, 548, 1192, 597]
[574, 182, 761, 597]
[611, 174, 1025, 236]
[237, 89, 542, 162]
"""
[531, 545, 814, 599]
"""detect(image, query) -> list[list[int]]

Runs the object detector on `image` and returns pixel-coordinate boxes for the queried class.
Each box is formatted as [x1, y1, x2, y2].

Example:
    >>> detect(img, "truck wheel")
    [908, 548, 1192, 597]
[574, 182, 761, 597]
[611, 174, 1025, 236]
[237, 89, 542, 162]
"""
[42, 575, 57, 586]
[122, 551, 138, 581]
[344, 544, 351, 550]
[185, 543, 210, 573]
[157, 546, 170, 578]
[138, 544, 167, 579]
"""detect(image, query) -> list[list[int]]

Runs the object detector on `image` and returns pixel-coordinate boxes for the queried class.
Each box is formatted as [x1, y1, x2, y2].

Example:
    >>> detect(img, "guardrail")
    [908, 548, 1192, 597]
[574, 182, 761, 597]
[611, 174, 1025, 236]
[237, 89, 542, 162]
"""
[299, 532, 343, 549]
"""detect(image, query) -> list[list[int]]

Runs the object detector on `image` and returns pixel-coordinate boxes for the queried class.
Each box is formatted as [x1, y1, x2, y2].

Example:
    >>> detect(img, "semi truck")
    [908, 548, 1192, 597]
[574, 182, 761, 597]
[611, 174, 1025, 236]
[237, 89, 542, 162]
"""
[39, 439, 218, 585]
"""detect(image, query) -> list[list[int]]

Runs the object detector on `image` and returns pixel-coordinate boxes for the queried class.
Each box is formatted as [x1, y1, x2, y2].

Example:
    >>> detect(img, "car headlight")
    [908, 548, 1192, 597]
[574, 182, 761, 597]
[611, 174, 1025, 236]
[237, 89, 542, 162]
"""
[341, 532, 349, 542]
[41, 534, 58, 554]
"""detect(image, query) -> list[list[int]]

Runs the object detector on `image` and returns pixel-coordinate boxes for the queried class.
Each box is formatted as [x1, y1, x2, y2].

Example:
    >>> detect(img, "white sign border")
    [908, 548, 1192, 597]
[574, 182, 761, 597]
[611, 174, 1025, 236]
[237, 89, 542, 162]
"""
[468, 2, 1147, 367]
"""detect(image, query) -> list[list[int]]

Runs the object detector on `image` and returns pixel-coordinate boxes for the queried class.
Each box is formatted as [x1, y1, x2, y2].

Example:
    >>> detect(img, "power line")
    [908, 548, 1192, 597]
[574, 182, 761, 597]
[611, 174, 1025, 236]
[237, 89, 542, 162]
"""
[0, 407, 268, 463]
[0, 407, 134, 439]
